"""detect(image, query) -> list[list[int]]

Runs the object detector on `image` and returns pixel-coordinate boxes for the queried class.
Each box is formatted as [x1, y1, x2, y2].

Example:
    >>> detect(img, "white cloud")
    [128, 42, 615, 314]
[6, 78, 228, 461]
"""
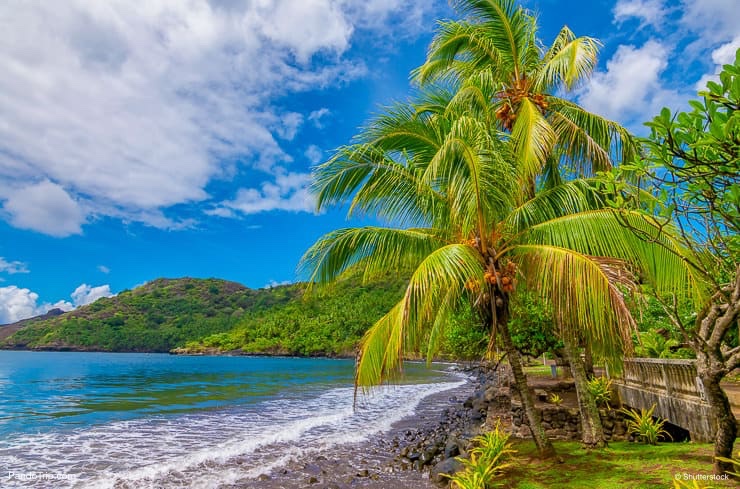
[71, 284, 114, 307]
[274, 112, 304, 141]
[613, 0, 667, 28]
[679, 0, 739, 46]
[308, 108, 331, 128]
[577, 41, 683, 127]
[0, 282, 115, 324]
[1, 180, 85, 237]
[218, 171, 315, 215]
[695, 36, 740, 90]
[264, 279, 292, 288]
[0, 286, 73, 324]
[0, 257, 29, 275]
[97, 265, 111, 274]
[0, 0, 439, 236]
[304, 145, 323, 164]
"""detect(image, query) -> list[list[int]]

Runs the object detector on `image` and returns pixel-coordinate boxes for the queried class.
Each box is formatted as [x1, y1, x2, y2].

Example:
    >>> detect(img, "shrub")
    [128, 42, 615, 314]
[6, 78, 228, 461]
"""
[586, 376, 613, 407]
[446, 421, 516, 489]
[621, 403, 672, 445]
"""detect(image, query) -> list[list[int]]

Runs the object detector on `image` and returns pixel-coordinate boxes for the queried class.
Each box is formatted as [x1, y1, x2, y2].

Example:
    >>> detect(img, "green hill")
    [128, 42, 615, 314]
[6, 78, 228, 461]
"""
[0, 274, 409, 355]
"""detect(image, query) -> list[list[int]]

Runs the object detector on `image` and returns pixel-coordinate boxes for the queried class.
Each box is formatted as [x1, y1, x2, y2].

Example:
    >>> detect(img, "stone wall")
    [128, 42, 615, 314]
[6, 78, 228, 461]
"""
[482, 381, 629, 442]
[509, 402, 628, 441]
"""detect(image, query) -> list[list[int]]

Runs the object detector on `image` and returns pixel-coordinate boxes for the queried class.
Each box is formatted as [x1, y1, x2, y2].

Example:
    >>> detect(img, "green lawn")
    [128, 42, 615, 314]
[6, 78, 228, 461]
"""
[503, 441, 735, 489]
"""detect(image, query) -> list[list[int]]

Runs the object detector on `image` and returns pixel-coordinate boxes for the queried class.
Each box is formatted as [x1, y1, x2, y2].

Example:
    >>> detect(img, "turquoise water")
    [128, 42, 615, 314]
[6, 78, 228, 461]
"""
[0, 351, 464, 488]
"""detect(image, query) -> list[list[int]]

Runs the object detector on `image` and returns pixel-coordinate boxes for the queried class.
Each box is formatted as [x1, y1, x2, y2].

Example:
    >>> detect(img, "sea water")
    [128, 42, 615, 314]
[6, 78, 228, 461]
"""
[0, 351, 465, 488]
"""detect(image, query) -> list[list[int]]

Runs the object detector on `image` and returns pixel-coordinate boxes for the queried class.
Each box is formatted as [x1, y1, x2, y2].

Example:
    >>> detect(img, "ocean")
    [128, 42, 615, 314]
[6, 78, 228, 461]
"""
[0, 351, 466, 488]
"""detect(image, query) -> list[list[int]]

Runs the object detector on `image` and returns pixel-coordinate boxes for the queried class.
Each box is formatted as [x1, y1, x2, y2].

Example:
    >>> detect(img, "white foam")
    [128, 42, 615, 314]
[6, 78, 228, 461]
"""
[1, 370, 467, 489]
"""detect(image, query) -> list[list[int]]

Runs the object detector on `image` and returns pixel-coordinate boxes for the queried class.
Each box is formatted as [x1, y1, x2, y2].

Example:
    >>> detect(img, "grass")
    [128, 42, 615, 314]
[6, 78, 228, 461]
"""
[523, 364, 556, 378]
[503, 441, 736, 489]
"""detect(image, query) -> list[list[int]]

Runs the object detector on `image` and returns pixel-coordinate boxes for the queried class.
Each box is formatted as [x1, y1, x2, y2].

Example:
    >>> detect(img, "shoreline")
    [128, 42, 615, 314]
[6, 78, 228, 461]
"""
[220, 366, 491, 489]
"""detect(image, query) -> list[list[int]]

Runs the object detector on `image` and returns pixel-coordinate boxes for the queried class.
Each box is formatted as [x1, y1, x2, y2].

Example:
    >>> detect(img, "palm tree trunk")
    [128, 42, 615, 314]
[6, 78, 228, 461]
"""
[497, 308, 555, 457]
[562, 337, 606, 448]
[583, 342, 595, 378]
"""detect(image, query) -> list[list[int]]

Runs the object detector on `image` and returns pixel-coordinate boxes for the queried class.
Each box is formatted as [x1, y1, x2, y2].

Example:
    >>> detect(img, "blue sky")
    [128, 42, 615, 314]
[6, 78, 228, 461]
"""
[0, 0, 738, 323]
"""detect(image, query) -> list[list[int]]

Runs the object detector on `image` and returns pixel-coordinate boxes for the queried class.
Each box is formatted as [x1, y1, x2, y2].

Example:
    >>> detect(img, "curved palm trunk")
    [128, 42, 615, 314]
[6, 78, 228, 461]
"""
[562, 337, 606, 448]
[495, 296, 555, 457]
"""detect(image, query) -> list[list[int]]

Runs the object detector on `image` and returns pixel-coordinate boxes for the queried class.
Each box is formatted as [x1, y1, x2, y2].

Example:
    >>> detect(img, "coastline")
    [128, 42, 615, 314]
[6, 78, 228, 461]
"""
[228, 384, 474, 489]
[221, 367, 489, 489]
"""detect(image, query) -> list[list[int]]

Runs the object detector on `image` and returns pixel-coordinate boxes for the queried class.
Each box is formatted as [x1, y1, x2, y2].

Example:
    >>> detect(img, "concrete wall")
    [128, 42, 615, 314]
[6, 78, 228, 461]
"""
[616, 384, 716, 442]
[613, 358, 716, 442]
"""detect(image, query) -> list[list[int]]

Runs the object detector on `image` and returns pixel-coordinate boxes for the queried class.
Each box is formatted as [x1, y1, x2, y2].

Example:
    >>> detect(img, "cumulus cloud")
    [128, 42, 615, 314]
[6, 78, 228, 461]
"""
[97, 265, 111, 274]
[0, 282, 114, 324]
[577, 41, 683, 127]
[264, 279, 292, 288]
[613, 0, 668, 29]
[0, 0, 440, 236]
[0, 286, 72, 324]
[71, 284, 114, 307]
[0, 257, 29, 275]
[1, 180, 85, 237]
[217, 171, 315, 215]
[695, 36, 740, 89]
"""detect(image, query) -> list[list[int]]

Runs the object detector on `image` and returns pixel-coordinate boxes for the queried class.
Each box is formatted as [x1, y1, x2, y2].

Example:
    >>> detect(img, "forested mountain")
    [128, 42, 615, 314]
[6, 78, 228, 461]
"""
[0, 274, 411, 356]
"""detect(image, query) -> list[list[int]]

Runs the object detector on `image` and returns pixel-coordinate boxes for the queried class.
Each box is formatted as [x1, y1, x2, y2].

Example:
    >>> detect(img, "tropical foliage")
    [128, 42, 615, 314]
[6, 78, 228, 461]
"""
[621, 404, 673, 445]
[1, 274, 411, 356]
[447, 422, 516, 489]
[301, 76, 697, 457]
[586, 376, 613, 408]
[413, 0, 637, 192]
[604, 49, 738, 473]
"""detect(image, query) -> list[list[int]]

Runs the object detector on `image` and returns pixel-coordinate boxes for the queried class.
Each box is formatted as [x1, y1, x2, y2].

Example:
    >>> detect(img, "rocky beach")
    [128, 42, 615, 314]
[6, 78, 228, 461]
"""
[224, 365, 498, 489]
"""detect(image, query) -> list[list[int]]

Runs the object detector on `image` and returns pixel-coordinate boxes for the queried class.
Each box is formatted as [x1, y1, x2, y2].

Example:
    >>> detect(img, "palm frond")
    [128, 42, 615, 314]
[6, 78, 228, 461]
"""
[413, 21, 504, 85]
[511, 97, 556, 184]
[549, 98, 639, 172]
[355, 301, 406, 388]
[535, 35, 601, 91]
[452, 0, 533, 78]
[523, 209, 706, 303]
[355, 244, 484, 388]
[503, 178, 605, 233]
[512, 244, 637, 366]
[299, 227, 446, 287]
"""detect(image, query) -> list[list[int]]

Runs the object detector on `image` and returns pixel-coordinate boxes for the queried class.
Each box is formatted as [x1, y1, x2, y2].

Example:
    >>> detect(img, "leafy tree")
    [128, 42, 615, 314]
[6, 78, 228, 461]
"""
[508, 291, 561, 359]
[609, 49, 739, 475]
[300, 81, 693, 455]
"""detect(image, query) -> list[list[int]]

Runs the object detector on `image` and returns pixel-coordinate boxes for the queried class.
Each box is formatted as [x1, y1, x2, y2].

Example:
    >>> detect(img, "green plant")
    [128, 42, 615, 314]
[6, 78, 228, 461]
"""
[672, 479, 714, 488]
[586, 376, 613, 407]
[447, 422, 516, 489]
[714, 450, 740, 477]
[449, 453, 504, 489]
[621, 404, 673, 445]
[548, 393, 563, 406]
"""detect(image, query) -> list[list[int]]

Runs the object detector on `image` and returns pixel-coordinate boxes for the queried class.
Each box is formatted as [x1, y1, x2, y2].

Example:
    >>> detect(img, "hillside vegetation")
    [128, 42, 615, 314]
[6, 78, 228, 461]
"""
[0, 274, 413, 355]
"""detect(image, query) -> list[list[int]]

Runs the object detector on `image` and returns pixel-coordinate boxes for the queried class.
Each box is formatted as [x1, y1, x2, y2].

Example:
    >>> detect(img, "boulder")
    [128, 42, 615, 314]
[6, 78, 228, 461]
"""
[430, 457, 464, 486]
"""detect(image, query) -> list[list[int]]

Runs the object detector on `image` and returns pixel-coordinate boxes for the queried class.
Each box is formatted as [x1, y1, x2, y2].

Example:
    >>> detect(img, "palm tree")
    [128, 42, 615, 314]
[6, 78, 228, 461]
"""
[413, 0, 636, 195]
[300, 86, 696, 455]
[413, 0, 644, 446]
